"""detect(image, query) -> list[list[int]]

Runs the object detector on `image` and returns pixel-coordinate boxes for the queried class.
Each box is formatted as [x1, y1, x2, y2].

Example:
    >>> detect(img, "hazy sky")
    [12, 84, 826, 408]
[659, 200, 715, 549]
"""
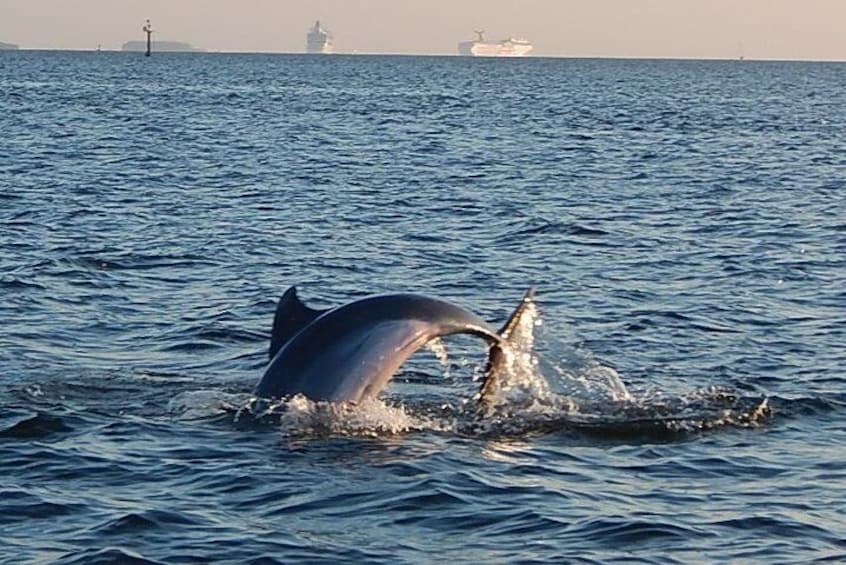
[2, 0, 844, 60]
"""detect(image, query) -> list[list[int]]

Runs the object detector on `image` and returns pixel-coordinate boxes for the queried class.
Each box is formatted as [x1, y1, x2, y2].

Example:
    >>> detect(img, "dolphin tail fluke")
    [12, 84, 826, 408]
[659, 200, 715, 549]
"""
[478, 288, 537, 413]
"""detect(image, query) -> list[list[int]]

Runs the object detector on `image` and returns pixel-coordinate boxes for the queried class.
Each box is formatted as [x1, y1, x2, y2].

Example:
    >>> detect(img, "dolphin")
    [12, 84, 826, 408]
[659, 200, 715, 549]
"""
[253, 286, 536, 409]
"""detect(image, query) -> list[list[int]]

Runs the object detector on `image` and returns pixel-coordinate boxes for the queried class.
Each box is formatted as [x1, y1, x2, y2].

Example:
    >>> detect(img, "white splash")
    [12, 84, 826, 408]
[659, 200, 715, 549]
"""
[549, 358, 632, 404]
[274, 395, 448, 437]
[426, 337, 451, 377]
[477, 297, 553, 412]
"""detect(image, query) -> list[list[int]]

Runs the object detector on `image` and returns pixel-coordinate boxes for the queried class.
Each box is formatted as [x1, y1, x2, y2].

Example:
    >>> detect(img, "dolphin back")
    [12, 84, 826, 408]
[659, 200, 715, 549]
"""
[256, 288, 537, 408]
[256, 293, 500, 402]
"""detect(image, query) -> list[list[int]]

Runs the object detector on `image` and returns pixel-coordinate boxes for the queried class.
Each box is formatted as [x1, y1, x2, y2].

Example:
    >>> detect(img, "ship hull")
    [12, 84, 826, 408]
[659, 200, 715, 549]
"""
[306, 41, 333, 54]
[458, 40, 532, 57]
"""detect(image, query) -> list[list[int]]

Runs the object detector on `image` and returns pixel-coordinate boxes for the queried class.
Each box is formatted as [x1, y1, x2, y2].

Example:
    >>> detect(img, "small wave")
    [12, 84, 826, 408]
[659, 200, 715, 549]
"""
[51, 252, 220, 274]
[506, 218, 610, 239]
[53, 547, 165, 565]
[573, 515, 708, 545]
[0, 277, 46, 291]
[94, 509, 208, 536]
[157, 323, 265, 354]
[709, 514, 837, 540]
[0, 488, 84, 519]
[158, 341, 223, 353]
[624, 310, 742, 334]
[0, 410, 72, 439]
[193, 327, 266, 343]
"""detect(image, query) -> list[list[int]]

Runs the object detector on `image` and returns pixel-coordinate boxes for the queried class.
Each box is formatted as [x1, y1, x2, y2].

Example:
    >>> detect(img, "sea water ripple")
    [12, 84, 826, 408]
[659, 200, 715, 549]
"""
[1, 51, 845, 562]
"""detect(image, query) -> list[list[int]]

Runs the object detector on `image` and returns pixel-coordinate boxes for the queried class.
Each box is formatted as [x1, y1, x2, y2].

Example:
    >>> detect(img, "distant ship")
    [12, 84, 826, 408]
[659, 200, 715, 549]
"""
[306, 21, 334, 54]
[0, 41, 19, 50]
[458, 31, 532, 57]
[122, 40, 204, 53]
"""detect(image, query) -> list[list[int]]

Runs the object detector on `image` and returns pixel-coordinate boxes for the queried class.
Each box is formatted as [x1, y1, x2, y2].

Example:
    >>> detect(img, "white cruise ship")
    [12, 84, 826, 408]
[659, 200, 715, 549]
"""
[306, 21, 334, 54]
[458, 31, 533, 57]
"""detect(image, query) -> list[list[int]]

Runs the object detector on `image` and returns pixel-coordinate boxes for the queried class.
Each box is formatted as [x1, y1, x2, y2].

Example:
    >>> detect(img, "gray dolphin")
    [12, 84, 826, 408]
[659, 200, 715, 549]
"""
[254, 286, 535, 409]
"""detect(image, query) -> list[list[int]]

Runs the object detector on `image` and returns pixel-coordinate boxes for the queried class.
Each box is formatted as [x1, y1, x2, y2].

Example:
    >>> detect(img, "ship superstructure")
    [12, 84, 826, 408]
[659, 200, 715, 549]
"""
[306, 20, 334, 54]
[458, 30, 532, 57]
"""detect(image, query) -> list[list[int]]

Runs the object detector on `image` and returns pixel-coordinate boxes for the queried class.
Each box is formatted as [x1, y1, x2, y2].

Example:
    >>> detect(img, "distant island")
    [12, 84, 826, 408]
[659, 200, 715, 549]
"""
[0, 41, 19, 50]
[121, 40, 204, 53]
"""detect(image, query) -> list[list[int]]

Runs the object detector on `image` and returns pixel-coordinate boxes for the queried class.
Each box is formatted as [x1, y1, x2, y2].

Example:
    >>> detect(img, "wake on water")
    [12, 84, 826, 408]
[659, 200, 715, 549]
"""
[171, 299, 770, 440]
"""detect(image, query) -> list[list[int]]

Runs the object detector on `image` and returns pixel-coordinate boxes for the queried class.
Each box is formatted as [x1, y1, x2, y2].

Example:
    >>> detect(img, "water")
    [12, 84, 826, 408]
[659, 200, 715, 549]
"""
[1, 51, 845, 563]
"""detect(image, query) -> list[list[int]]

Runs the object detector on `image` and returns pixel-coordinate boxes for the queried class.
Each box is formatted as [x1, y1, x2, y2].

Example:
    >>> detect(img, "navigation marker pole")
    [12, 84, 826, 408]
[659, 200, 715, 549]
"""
[143, 19, 153, 57]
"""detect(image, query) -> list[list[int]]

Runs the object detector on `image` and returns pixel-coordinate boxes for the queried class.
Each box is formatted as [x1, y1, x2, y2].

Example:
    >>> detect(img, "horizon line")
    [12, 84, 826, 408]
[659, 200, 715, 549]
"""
[3, 48, 845, 63]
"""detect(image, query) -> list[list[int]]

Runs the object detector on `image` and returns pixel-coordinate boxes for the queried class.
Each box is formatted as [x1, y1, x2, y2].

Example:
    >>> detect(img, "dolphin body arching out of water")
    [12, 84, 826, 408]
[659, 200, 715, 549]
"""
[253, 287, 535, 409]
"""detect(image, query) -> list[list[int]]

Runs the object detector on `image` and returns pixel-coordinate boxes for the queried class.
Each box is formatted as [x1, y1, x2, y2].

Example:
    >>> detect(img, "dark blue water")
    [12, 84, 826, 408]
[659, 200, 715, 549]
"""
[2, 50, 845, 563]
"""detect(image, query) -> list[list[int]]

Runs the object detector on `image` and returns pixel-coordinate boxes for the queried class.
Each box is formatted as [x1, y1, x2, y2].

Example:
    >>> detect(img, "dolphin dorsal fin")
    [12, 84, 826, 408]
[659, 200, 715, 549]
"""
[269, 286, 328, 360]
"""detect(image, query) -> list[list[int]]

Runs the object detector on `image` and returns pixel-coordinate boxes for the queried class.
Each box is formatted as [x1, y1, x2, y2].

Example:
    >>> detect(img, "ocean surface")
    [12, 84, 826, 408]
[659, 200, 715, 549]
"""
[1, 50, 845, 563]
